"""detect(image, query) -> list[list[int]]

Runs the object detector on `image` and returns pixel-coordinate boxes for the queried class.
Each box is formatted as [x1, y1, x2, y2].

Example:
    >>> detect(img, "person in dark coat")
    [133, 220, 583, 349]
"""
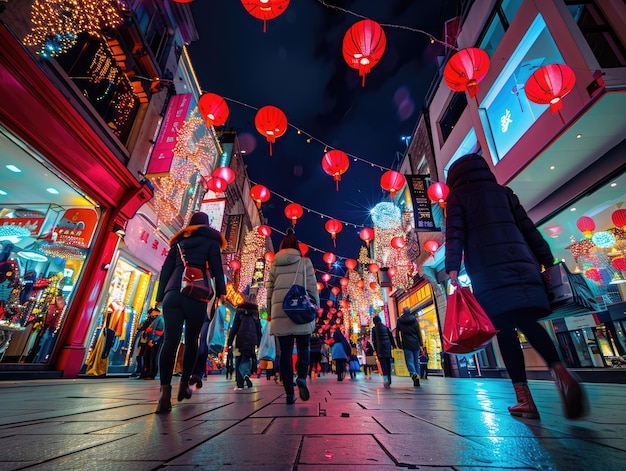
[154, 211, 227, 414]
[371, 316, 396, 388]
[444, 153, 586, 420]
[331, 329, 351, 381]
[395, 307, 423, 387]
[227, 296, 262, 390]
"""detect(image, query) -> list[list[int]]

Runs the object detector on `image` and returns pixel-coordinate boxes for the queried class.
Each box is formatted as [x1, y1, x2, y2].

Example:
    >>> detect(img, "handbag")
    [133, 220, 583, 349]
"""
[177, 244, 214, 302]
[541, 262, 605, 318]
[443, 286, 498, 354]
[282, 258, 317, 324]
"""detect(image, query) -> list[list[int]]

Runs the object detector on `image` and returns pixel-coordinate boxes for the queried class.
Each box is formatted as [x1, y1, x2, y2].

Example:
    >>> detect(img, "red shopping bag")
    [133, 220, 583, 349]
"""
[443, 287, 498, 354]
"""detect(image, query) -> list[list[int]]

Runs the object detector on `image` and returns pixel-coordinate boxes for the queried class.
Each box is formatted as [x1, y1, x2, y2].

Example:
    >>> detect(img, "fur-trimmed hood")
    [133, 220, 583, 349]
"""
[169, 224, 226, 249]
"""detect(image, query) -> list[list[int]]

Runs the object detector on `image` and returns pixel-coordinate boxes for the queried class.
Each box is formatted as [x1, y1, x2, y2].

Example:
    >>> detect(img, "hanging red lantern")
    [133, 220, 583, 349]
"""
[380, 170, 406, 198]
[229, 259, 241, 271]
[388, 267, 397, 278]
[339, 277, 349, 287]
[198, 93, 229, 127]
[427, 181, 449, 206]
[212, 166, 235, 185]
[284, 203, 303, 226]
[612, 257, 626, 272]
[345, 258, 357, 272]
[357, 279, 365, 289]
[584, 268, 602, 282]
[390, 236, 405, 250]
[524, 64, 576, 124]
[368, 263, 379, 273]
[326, 299, 334, 307]
[240, 0, 290, 33]
[316, 282, 324, 293]
[254, 105, 287, 155]
[324, 219, 343, 247]
[576, 216, 595, 238]
[443, 47, 490, 103]
[323, 252, 337, 269]
[331, 286, 341, 297]
[298, 242, 309, 256]
[359, 227, 374, 247]
[340, 300, 348, 310]
[205, 176, 227, 193]
[342, 19, 386, 87]
[369, 281, 378, 290]
[612, 209, 626, 230]
[257, 224, 272, 237]
[424, 239, 440, 256]
[264, 251, 275, 264]
[250, 184, 270, 208]
[322, 150, 349, 191]
[322, 273, 331, 285]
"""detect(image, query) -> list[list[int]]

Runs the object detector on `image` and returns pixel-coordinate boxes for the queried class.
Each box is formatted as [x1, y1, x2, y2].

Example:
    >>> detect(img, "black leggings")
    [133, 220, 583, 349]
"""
[278, 334, 310, 396]
[159, 291, 209, 386]
[491, 312, 561, 384]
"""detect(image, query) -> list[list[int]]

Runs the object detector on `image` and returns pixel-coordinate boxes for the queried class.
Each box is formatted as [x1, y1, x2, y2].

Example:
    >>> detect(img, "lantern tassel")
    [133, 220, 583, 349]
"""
[558, 110, 565, 125]
[263, 20, 267, 33]
[269, 142, 273, 156]
[332, 237, 336, 248]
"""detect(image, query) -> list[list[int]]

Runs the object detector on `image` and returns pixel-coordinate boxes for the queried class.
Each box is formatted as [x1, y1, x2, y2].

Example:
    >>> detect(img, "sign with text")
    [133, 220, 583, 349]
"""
[199, 198, 227, 232]
[405, 174, 437, 231]
[223, 214, 243, 254]
[56, 208, 98, 248]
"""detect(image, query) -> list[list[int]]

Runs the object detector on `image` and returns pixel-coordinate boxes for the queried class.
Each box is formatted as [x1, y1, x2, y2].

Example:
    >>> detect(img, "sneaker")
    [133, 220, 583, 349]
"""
[296, 378, 310, 401]
[383, 381, 390, 389]
[412, 374, 420, 387]
[234, 386, 244, 391]
[244, 375, 253, 388]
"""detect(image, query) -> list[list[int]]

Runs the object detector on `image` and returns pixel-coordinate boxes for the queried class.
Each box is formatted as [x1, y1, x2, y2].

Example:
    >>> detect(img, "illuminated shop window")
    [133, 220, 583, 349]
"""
[478, 14, 564, 164]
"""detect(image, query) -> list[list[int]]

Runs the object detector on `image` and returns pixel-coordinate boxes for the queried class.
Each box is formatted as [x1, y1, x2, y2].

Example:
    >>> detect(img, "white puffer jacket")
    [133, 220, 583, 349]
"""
[267, 248, 319, 336]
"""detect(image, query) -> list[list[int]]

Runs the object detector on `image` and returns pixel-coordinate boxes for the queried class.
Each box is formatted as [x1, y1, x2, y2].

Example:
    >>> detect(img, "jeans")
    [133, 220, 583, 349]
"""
[277, 334, 310, 396]
[379, 357, 392, 384]
[403, 349, 421, 377]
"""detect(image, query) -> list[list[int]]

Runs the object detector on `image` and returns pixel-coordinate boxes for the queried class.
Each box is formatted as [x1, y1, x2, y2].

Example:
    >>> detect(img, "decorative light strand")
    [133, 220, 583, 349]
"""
[268, 226, 358, 261]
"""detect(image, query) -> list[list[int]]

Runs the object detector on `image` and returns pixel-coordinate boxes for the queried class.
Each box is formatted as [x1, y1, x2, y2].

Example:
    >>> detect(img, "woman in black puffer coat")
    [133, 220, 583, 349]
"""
[444, 153, 586, 420]
[154, 212, 226, 413]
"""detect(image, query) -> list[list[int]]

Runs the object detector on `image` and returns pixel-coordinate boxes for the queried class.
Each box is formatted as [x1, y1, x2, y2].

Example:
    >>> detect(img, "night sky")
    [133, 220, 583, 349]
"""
[187, 0, 460, 282]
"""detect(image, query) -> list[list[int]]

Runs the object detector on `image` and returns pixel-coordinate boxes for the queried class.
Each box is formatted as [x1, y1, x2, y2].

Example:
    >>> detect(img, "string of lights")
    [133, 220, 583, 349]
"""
[267, 225, 356, 262]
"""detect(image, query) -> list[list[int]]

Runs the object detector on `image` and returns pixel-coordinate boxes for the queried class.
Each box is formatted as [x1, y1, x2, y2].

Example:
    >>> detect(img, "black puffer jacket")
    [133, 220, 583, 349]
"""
[228, 302, 262, 357]
[372, 322, 396, 359]
[444, 153, 554, 318]
[156, 225, 227, 302]
[395, 313, 423, 351]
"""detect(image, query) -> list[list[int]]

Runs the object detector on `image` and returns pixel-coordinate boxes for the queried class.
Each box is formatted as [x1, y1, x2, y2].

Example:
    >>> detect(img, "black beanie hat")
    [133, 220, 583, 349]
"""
[189, 211, 209, 226]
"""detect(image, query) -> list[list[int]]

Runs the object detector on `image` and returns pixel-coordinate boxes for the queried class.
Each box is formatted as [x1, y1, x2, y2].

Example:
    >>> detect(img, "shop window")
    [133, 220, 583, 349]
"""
[566, 1, 626, 68]
[439, 92, 467, 143]
[479, 11, 506, 58]
[479, 14, 564, 164]
[501, 0, 524, 24]
[444, 128, 480, 179]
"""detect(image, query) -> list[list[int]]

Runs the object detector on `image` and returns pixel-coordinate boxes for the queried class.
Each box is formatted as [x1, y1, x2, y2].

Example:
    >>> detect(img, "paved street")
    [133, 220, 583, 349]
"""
[0, 372, 624, 470]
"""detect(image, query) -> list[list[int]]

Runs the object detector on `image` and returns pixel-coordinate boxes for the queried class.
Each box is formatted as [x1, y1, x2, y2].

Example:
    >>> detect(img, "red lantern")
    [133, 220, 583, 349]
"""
[524, 64, 576, 124]
[257, 224, 272, 237]
[427, 182, 449, 206]
[342, 19, 386, 87]
[345, 258, 357, 272]
[254, 105, 287, 155]
[198, 93, 229, 127]
[612, 209, 626, 230]
[340, 300, 348, 310]
[388, 267, 397, 278]
[284, 202, 303, 226]
[326, 299, 334, 307]
[205, 176, 227, 193]
[390, 236, 405, 250]
[380, 170, 406, 198]
[240, 0, 290, 33]
[369, 281, 378, 290]
[612, 257, 626, 272]
[250, 184, 270, 208]
[324, 219, 343, 247]
[359, 227, 374, 247]
[265, 251, 275, 264]
[584, 268, 602, 282]
[331, 286, 340, 297]
[322, 273, 331, 284]
[298, 242, 309, 256]
[368, 263, 379, 273]
[424, 239, 439, 256]
[229, 259, 241, 271]
[339, 277, 349, 287]
[322, 150, 349, 191]
[323, 252, 337, 269]
[443, 47, 490, 103]
[576, 216, 595, 238]
[212, 166, 235, 185]
[316, 282, 324, 292]
[357, 279, 365, 289]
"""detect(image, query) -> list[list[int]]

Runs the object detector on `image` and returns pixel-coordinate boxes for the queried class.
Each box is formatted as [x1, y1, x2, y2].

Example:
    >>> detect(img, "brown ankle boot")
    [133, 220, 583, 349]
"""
[508, 383, 540, 419]
[551, 364, 587, 419]
[155, 385, 172, 414]
[177, 380, 192, 401]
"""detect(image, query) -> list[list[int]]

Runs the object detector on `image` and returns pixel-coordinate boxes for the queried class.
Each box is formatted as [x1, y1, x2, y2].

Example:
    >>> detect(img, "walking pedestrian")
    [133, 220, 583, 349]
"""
[266, 229, 319, 404]
[363, 337, 376, 380]
[419, 347, 429, 380]
[331, 329, 350, 381]
[395, 307, 423, 387]
[140, 308, 164, 380]
[371, 316, 395, 388]
[320, 340, 330, 375]
[227, 295, 262, 390]
[445, 152, 587, 420]
[154, 211, 226, 414]
[309, 333, 322, 379]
